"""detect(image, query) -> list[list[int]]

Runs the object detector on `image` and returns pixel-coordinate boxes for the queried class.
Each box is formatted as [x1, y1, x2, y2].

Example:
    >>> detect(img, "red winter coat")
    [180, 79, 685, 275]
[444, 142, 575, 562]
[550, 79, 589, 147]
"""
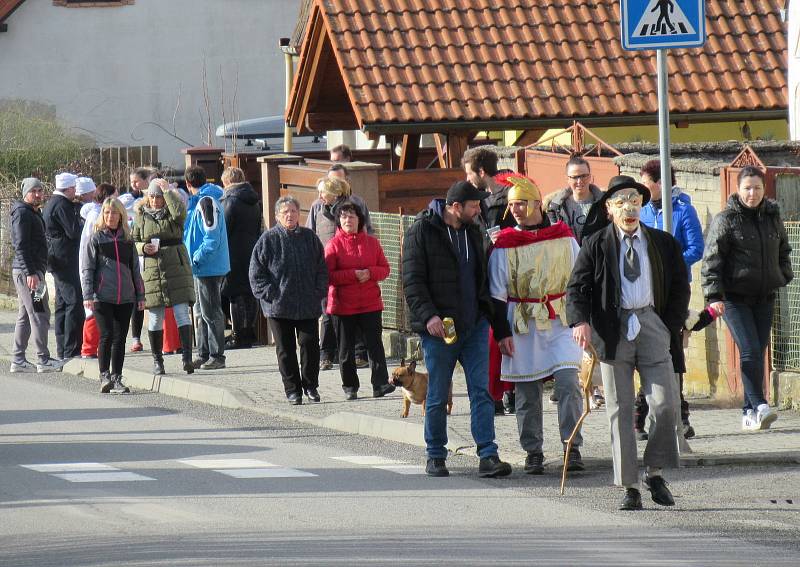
[324, 228, 390, 315]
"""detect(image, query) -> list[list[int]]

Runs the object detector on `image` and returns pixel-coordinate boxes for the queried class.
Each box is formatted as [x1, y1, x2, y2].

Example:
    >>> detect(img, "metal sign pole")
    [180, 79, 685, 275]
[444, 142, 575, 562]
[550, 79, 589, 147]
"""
[656, 48, 673, 234]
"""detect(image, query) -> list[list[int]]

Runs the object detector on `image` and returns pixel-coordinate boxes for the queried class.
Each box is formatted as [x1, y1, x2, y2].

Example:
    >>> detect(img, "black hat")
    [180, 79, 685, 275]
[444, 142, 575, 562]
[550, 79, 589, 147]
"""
[446, 180, 490, 205]
[581, 175, 651, 240]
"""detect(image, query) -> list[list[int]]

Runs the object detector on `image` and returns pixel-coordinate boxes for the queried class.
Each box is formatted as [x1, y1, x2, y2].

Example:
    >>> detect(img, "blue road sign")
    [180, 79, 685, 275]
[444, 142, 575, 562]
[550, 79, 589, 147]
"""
[620, 0, 705, 50]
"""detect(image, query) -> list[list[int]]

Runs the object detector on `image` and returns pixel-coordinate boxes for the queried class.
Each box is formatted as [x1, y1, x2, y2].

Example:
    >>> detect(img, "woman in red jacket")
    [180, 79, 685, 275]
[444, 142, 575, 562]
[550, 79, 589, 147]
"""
[325, 201, 395, 400]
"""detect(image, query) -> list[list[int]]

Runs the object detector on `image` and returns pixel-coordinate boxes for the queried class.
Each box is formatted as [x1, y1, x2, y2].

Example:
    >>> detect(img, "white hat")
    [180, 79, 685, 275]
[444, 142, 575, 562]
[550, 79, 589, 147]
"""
[55, 172, 77, 190]
[75, 177, 96, 196]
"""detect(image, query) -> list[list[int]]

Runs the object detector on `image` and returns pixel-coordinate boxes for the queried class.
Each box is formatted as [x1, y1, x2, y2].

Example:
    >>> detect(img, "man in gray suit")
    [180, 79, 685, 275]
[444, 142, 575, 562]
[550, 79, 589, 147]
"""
[566, 175, 690, 511]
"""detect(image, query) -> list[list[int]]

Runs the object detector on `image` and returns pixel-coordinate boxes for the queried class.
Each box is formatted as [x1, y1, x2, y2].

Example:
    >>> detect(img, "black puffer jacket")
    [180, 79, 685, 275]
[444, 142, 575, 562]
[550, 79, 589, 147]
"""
[402, 200, 493, 336]
[220, 182, 262, 298]
[702, 195, 793, 303]
[42, 193, 82, 273]
[11, 200, 48, 277]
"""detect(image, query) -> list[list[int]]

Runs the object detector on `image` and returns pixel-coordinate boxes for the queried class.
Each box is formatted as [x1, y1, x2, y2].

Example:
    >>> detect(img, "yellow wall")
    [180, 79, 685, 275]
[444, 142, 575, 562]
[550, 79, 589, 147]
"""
[498, 119, 789, 147]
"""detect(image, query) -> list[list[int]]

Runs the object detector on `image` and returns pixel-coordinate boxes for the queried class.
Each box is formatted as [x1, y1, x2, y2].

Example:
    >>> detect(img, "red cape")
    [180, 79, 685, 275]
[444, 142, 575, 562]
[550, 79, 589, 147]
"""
[493, 221, 575, 249]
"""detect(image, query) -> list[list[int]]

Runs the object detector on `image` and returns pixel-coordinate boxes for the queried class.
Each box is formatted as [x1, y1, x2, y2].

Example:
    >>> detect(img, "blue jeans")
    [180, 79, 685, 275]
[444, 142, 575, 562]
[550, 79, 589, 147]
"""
[723, 299, 774, 412]
[420, 318, 497, 459]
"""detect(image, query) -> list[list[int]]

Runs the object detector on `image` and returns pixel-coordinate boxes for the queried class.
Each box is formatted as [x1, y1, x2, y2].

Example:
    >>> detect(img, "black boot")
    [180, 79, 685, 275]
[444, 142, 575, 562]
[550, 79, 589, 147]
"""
[148, 330, 165, 375]
[178, 325, 194, 374]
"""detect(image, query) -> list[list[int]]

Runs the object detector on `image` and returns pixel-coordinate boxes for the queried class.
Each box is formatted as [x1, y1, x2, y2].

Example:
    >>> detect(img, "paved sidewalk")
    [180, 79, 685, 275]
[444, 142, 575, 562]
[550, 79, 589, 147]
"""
[2, 308, 799, 470]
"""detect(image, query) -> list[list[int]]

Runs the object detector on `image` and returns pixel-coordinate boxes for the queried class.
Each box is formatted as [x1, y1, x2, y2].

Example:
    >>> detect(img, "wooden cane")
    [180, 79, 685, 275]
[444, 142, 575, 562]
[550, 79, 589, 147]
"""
[560, 343, 598, 495]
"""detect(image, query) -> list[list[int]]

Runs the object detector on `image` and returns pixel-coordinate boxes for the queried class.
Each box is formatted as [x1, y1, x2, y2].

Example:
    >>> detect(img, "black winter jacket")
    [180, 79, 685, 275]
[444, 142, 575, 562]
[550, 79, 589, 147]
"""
[249, 224, 328, 320]
[566, 224, 690, 371]
[402, 200, 493, 337]
[220, 182, 263, 298]
[11, 200, 48, 276]
[483, 185, 515, 231]
[42, 193, 82, 274]
[701, 195, 793, 303]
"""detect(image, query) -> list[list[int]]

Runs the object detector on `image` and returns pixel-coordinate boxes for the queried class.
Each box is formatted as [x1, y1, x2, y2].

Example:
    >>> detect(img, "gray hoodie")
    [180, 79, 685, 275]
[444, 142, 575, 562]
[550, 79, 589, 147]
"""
[81, 228, 145, 305]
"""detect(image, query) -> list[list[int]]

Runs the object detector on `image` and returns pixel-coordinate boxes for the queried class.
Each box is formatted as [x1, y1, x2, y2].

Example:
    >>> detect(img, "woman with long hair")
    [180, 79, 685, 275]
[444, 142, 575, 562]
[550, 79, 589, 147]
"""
[80, 198, 145, 393]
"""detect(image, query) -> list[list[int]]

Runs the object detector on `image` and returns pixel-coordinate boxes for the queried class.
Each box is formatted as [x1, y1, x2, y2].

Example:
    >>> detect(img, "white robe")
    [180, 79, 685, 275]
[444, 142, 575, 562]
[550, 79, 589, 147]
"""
[489, 234, 582, 382]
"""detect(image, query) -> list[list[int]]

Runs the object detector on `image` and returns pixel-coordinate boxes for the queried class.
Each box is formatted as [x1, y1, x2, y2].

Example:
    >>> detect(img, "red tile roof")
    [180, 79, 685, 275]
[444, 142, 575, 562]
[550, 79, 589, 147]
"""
[0, 0, 26, 24]
[288, 0, 787, 133]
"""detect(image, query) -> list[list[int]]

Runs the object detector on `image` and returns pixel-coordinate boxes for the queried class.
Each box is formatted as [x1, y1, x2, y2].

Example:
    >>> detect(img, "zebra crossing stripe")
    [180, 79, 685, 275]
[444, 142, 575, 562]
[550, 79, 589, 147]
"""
[331, 456, 405, 466]
[22, 463, 117, 472]
[177, 458, 276, 469]
[177, 458, 317, 478]
[52, 472, 155, 483]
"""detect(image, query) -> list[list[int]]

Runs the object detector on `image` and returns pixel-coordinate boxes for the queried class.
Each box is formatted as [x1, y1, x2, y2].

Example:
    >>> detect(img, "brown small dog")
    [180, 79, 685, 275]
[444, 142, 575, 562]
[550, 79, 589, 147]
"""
[389, 359, 452, 418]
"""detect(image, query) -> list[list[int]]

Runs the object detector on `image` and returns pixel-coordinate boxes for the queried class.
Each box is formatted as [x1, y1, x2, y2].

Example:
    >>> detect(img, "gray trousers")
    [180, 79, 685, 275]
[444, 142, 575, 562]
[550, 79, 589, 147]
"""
[12, 269, 51, 364]
[600, 308, 679, 487]
[514, 368, 582, 454]
[194, 276, 226, 361]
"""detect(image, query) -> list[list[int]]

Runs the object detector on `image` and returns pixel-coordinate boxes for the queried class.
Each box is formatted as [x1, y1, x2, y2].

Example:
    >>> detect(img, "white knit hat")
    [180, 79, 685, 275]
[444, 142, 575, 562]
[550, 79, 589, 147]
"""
[75, 177, 96, 196]
[55, 172, 77, 190]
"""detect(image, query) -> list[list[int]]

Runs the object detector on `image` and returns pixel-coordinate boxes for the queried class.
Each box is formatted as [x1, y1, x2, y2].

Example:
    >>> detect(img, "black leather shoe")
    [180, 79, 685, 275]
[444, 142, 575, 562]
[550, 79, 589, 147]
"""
[644, 474, 675, 506]
[619, 487, 643, 510]
[565, 448, 585, 472]
[304, 388, 321, 403]
[343, 387, 358, 401]
[683, 424, 696, 439]
[373, 383, 396, 398]
[287, 392, 303, 405]
[425, 458, 449, 477]
[494, 400, 505, 416]
[524, 452, 544, 475]
[503, 391, 515, 414]
[635, 428, 649, 441]
[478, 455, 512, 478]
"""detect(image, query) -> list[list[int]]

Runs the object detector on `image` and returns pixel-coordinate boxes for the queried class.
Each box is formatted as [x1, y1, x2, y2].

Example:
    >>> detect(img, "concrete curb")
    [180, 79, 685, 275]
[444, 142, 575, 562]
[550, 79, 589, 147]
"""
[6, 354, 800, 468]
[16, 354, 471, 454]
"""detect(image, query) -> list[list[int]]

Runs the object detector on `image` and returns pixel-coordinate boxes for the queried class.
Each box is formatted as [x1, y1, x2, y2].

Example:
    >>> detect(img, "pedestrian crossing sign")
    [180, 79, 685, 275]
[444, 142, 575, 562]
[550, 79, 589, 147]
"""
[620, 0, 705, 50]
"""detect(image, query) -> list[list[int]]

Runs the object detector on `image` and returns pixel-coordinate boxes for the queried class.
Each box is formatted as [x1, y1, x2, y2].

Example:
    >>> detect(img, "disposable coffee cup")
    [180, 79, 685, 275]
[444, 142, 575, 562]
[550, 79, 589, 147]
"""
[151, 238, 160, 251]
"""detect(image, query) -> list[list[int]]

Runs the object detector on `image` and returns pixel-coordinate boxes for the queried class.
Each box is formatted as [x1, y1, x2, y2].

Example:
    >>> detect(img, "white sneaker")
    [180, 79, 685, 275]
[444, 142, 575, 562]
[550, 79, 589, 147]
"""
[36, 358, 65, 373]
[755, 404, 778, 430]
[10, 360, 35, 373]
[742, 410, 758, 431]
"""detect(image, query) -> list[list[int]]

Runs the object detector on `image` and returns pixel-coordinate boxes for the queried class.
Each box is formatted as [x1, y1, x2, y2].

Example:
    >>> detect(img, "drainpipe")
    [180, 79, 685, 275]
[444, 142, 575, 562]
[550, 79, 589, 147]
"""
[279, 37, 295, 153]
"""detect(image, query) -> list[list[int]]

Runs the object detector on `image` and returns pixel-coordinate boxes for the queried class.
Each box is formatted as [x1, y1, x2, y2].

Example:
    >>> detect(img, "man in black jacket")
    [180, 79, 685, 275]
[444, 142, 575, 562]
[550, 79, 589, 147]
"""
[43, 172, 85, 360]
[403, 181, 512, 479]
[10, 178, 63, 373]
[566, 175, 690, 511]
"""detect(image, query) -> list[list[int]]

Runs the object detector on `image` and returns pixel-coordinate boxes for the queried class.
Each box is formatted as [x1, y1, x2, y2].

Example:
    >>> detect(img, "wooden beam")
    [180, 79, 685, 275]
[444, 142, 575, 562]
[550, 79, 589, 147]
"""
[433, 134, 447, 168]
[446, 133, 470, 169]
[398, 134, 421, 171]
[305, 112, 359, 132]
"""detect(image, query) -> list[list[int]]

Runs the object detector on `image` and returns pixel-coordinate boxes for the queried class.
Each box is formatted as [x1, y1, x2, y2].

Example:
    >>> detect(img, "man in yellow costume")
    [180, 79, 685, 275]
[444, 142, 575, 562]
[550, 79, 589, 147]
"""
[488, 175, 585, 475]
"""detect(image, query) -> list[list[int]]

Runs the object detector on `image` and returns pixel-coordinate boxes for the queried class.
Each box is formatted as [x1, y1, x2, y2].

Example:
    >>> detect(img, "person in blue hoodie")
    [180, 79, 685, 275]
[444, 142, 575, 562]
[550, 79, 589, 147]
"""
[635, 160, 704, 441]
[183, 166, 230, 371]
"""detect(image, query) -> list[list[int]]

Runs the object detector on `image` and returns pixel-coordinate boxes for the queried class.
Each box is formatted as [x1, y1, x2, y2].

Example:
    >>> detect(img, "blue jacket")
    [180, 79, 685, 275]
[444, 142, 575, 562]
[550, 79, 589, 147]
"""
[185, 183, 223, 232]
[640, 187, 704, 281]
[183, 187, 231, 278]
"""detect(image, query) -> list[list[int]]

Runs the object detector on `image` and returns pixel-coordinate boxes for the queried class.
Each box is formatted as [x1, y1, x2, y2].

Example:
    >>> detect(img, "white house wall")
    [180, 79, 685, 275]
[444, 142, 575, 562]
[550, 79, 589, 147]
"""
[0, 0, 300, 168]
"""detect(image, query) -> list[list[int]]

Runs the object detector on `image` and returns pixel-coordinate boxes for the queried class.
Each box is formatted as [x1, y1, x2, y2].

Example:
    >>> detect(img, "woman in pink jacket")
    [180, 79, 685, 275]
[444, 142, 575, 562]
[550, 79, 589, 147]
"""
[325, 201, 395, 400]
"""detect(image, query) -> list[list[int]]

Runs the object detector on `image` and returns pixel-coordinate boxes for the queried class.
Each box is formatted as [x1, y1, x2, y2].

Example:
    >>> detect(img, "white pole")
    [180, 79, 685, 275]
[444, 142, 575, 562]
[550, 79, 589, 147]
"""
[657, 49, 672, 234]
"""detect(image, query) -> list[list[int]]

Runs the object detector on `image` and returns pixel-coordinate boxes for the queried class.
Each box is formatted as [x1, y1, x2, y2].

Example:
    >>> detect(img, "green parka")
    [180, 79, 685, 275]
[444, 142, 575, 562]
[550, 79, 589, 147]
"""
[132, 189, 196, 308]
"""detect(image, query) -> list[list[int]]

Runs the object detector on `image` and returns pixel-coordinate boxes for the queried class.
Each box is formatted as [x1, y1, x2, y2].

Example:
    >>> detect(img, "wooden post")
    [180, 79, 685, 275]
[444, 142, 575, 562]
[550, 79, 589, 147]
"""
[181, 147, 224, 185]
[257, 154, 304, 229]
[445, 133, 469, 169]
[398, 134, 421, 171]
[433, 134, 448, 168]
[341, 161, 383, 213]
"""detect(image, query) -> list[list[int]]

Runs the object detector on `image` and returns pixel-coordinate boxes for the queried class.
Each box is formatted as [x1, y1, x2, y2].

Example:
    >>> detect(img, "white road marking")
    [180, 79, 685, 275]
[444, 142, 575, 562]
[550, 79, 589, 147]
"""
[177, 458, 277, 469]
[51, 472, 155, 483]
[217, 468, 317, 479]
[22, 463, 117, 472]
[373, 465, 426, 475]
[331, 456, 405, 466]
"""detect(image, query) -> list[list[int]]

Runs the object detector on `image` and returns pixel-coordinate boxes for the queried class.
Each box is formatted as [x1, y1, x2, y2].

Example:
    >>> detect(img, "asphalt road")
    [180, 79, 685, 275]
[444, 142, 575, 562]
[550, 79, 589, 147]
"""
[1, 366, 798, 566]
